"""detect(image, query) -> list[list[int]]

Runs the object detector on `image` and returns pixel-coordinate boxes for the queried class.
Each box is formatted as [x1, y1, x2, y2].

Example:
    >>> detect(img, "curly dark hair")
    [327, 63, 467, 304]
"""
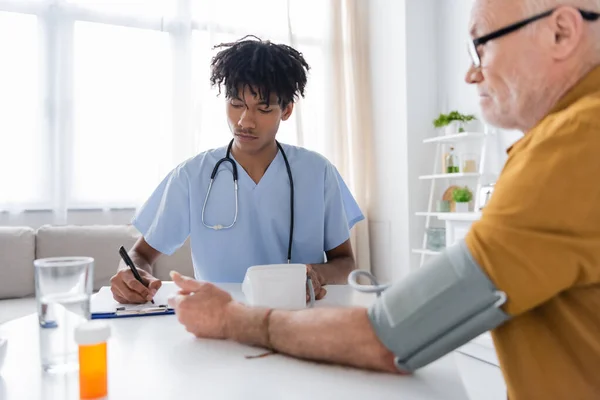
[210, 35, 310, 107]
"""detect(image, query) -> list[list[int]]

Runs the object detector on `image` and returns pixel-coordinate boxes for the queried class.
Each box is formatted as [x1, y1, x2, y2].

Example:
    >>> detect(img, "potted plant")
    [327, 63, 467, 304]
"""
[452, 186, 473, 213]
[433, 111, 477, 135]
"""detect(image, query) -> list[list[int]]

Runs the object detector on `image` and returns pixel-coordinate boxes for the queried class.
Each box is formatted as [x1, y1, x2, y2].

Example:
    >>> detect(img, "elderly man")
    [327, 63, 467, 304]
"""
[168, 1, 600, 398]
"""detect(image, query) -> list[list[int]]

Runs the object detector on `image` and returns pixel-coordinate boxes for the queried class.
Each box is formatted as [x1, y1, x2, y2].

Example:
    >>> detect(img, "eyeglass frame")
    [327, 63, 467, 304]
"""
[468, 8, 600, 68]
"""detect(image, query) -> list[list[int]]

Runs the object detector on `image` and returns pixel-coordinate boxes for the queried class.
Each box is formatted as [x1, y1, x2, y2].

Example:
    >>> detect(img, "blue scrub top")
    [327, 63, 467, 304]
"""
[132, 143, 364, 283]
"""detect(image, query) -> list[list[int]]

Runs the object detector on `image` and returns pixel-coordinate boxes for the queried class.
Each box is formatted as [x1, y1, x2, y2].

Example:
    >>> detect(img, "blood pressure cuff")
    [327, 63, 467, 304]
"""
[367, 239, 510, 373]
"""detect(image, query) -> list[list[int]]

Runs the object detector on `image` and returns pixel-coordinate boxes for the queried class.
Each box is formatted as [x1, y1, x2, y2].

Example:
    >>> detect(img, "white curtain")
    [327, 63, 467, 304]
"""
[0, 0, 374, 272]
[324, 0, 374, 272]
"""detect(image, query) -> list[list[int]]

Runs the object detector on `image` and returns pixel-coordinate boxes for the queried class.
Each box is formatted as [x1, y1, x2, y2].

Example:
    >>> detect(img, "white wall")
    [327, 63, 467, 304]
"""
[438, 0, 479, 115]
[405, 0, 442, 273]
[367, 0, 410, 283]
[367, 0, 440, 282]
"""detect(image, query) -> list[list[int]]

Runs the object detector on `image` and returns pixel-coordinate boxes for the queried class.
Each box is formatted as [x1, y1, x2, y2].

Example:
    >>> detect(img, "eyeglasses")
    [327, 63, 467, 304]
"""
[468, 8, 600, 68]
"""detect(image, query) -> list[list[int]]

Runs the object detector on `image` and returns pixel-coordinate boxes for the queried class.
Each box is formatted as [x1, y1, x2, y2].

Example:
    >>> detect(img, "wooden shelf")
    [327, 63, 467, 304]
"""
[423, 132, 485, 144]
[418, 172, 480, 180]
[412, 248, 442, 256]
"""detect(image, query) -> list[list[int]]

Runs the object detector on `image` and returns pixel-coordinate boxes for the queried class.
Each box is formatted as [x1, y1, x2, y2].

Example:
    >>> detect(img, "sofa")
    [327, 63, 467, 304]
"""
[0, 225, 193, 324]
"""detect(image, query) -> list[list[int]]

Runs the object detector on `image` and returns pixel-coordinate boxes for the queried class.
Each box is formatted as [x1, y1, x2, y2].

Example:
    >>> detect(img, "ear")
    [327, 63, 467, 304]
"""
[547, 6, 585, 60]
[281, 102, 294, 121]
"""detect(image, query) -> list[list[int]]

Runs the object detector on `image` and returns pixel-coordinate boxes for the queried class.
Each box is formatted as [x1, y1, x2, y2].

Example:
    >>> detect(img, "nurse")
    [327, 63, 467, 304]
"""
[110, 35, 364, 304]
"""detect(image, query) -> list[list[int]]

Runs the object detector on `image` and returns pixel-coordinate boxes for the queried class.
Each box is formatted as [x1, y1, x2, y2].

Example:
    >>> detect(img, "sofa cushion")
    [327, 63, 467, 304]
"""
[0, 227, 36, 299]
[35, 225, 194, 291]
[0, 297, 36, 324]
[36, 225, 142, 291]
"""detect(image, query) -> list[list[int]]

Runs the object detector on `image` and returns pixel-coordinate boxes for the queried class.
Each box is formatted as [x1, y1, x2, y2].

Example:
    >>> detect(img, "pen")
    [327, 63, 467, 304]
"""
[118, 246, 154, 304]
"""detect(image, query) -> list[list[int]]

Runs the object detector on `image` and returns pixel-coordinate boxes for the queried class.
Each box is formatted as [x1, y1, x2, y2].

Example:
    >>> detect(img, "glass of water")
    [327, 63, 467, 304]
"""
[34, 257, 94, 373]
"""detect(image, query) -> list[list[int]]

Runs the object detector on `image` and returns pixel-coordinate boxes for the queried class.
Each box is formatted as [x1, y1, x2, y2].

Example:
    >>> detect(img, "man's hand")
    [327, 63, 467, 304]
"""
[307, 264, 327, 301]
[168, 271, 234, 339]
[110, 268, 161, 304]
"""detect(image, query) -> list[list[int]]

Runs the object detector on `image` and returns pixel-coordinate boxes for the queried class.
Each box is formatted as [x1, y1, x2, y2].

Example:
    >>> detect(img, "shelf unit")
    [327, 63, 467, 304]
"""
[414, 130, 491, 267]
[417, 133, 499, 367]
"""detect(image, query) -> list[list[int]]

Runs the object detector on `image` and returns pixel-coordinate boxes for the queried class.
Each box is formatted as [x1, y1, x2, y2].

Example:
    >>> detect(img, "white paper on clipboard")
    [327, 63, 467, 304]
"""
[91, 281, 178, 314]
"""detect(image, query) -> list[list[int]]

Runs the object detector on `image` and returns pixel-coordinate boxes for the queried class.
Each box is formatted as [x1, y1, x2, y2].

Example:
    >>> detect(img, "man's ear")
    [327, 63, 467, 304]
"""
[548, 6, 585, 60]
[281, 102, 294, 121]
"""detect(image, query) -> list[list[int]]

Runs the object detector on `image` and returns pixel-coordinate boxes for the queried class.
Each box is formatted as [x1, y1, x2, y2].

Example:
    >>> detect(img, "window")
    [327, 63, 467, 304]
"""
[66, 0, 174, 17]
[0, 12, 43, 210]
[0, 0, 329, 215]
[72, 22, 172, 206]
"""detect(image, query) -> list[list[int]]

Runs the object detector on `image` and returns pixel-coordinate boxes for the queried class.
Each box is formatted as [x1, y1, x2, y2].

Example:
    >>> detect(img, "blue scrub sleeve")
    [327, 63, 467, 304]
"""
[324, 164, 365, 251]
[131, 165, 191, 255]
[333, 167, 365, 230]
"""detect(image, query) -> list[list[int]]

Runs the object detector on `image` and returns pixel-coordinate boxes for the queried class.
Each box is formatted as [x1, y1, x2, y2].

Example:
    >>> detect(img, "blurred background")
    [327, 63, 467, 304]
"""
[0, 0, 521, 279]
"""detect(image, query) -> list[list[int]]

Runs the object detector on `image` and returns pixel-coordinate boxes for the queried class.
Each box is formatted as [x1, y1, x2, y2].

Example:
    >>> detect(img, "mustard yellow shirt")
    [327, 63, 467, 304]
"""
[466, 66, 600, 400]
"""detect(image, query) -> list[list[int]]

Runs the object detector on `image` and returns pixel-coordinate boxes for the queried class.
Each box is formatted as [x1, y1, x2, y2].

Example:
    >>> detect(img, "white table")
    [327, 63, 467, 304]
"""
[0, 285, 504, 400]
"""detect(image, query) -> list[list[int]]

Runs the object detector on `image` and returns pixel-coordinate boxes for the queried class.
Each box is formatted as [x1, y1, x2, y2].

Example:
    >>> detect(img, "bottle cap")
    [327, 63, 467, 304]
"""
[75, 321, 111, 345]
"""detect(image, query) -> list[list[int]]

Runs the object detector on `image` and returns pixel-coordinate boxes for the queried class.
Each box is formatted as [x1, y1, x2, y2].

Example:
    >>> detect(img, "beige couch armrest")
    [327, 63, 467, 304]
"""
[0, 227, 36, 299]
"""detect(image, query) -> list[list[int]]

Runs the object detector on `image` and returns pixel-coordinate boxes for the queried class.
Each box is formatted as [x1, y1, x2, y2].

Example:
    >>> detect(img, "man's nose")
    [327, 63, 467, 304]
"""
[238, 109, 256, 129]
[465, 64, 483, 84]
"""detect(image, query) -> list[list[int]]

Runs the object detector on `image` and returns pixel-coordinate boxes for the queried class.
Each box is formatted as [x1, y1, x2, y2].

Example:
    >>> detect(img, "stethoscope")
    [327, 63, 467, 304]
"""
[201, 139, 319, 304]
[348, 270, 391, 297]
[201, 138, 296, 263]
[201, 139, 386, 306]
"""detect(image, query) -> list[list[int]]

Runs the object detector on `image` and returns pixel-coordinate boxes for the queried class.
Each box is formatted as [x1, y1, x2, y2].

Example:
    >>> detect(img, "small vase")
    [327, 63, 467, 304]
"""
[444, 121, 463, 135]
[454, 202, 469, 213]
[436, 200, 451, 212]
[426, 228, 446, 251]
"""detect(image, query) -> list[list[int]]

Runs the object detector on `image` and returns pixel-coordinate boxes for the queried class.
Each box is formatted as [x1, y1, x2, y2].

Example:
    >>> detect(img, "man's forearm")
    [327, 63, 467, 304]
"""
[225, 303, 398, 373]
[311, 256, 355, 284]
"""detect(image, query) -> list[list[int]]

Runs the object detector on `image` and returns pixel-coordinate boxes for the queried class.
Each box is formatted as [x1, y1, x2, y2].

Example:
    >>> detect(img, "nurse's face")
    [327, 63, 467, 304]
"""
[226, 85, 293, 154]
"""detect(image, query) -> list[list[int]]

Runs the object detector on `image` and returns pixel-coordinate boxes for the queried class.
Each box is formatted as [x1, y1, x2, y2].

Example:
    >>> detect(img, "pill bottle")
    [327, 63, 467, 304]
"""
[74, 321, 111, 399]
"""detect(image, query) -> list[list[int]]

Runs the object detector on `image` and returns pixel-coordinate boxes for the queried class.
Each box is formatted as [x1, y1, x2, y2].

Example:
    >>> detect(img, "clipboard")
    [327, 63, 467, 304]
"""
[91, 281, 177, 319]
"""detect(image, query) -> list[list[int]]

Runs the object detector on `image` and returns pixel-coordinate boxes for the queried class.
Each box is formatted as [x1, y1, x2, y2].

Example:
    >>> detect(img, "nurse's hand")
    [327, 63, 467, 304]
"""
[168, 271, 233, 339]
[110, 268, 162, 304]
[307, 264, 327, 301]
